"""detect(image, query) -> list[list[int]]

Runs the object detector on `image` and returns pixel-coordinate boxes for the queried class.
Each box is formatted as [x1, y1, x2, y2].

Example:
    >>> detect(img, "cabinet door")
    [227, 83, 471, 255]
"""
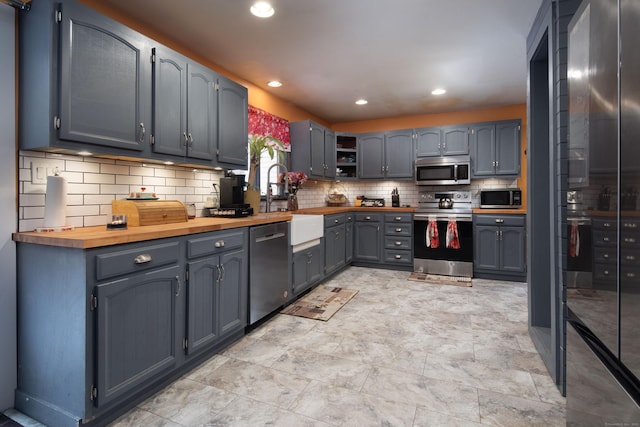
[152, 47, 187, 157]
[187, 63, 217, 160]
[292, 250, 311, 294]
[324, 129, 336, 178]
[219, 249, 247, 336]
[471, 123, 496, 176]
[345, 218, 354, 264]
[59, 1, 149, 151]
[186, 256, 219, 355]
[385, 130, 414, 178]
[354, 221, 381, 262]
[500, 226, 526, 273]
[325, 225, 346, 275]
[415, 127, 442, 157]
[358, 133, 385, 178]
[308, 244, 325, 285]
[310, 124, 326, 179]
[442, 126, 469, 155]
[474, 225, 500, 270]
[217, 75, 248, 167]
[495, 121, 521, 176]
[95, 265, 180, 407]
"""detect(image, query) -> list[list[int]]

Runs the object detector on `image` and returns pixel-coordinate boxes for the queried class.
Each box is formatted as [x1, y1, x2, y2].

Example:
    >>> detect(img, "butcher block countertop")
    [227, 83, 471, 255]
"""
[12, 213, 293, 249]
[12, 206, 416, 249]
[472, 208, 527, 215]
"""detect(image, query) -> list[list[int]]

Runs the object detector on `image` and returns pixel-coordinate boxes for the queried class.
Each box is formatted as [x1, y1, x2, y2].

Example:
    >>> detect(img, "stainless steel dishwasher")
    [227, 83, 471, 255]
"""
[249, 222, 289, 325]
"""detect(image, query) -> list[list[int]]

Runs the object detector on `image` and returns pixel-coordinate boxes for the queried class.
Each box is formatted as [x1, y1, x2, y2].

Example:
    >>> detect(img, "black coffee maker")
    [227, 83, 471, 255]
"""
[211, 174, 253, 217]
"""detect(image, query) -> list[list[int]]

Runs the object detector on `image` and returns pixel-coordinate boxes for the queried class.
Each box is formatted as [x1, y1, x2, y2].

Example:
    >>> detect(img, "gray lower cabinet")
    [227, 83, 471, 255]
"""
[185, 230, 248, 355]
[473, 214, 526, 281]
[325, 213, 347, 275]
[19, 0, 151, 155]
[471, 120, 521, 177]
[345, 213, 354, 263]
[382, 213, 413, 266]
[291, 243, 324, 296]
[15, 230, 248, 427]
[353, 213, 383, 263]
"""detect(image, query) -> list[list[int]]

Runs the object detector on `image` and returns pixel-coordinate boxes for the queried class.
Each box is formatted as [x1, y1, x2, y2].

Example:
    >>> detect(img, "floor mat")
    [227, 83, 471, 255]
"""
[408, 272, 473, 287]
[281, 285, 358, 321]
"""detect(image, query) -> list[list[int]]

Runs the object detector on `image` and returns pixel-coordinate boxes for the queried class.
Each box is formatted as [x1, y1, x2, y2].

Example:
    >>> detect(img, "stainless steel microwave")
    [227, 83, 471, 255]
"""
[480, 189, 522, 208]
[415, 155, 471, 186]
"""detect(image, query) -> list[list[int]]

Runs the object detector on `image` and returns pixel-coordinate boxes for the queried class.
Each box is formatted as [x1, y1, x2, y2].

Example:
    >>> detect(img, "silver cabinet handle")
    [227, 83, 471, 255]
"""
[216, 265, 222, 283]
[183, 132, 188, 147]
[139, 122, 145, 143]
[134, 254, 152, 264]
[335, 219, 339, 223]
[495, 219, 504, 224]
[395, 228, 402, 232]
[394, 216, 402, 221]
[188, 133, 193, 147]
[395, 241, 402, 246]
[627, 272, 636, 278]
[625, 237, 637, 243]
[604, 222, 612, 228]
[175, 275, 181, 296]
[219, 263, 225, 283]
[624, 223, 637, 229]
[215, 240, 225, 248]
[394, 254, 402, 259]
[625, 255, 636, 261]
[604, 270, 610, 276]
[603, 237, 610, 242]
[603, 254, 610, 259]
[365, 216, 371, 220]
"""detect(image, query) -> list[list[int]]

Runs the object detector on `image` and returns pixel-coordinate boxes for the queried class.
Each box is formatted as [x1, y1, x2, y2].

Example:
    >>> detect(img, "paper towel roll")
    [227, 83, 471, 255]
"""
[44, 174, 67, 228]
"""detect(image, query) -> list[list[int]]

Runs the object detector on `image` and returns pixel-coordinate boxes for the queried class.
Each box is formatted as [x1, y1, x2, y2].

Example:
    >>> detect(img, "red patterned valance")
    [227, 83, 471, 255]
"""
[248, 105, 290, 151]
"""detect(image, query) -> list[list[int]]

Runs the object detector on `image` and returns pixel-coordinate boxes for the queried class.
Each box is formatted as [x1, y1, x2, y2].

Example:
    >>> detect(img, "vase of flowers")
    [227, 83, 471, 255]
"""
[285, 171, 308, 211]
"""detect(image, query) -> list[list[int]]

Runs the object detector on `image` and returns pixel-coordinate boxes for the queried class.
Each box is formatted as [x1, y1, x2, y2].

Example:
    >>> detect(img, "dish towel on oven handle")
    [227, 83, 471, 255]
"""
[426, 220, 439, 248]
[569, 223, 580, 257]
[446, 220, 460, 249]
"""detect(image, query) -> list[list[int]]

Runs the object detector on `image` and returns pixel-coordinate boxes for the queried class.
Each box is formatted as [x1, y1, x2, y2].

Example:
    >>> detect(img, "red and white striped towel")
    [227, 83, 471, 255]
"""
[569, 223, 580, 257]
[446, 220, 460, 249]
[426, 220, 439, 248]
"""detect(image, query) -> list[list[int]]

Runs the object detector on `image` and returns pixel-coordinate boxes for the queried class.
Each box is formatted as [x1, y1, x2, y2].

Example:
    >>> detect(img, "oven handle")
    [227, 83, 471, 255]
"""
[414, 214, 472, 222]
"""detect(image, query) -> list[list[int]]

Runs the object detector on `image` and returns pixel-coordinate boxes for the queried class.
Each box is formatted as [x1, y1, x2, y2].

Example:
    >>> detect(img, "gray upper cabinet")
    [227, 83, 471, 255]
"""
[358, 130, 413, 179]
[471, 120, 521, 177]
[217, 75, 249, 168]
[291, 120, 335, 179]
[19, 0, 151, 155]
[416, 125, 469, 157]
[153, 49, 246, 166]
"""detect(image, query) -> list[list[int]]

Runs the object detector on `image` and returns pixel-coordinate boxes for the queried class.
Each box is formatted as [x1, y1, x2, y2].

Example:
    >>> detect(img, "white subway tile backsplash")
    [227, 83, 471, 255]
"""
[142, 176, 166, 186]
[116, 175, 143, 185]
[154, 168, 176, 178]
[84, 173, 115, 184]
[19, 194, 45, 206]
[22, 206, 45, 219]
[99, 184, 130, 195]
[129, 165, 156, 176]
[84, 215, 110, 227]
[22, 182, 46, 194]
[67, 183, 101, 194]
[67, 195, 85, 205]
[66, 160, 100, 173]
[67, 204, 100, 217]
[84, 194, 116, 205]
[165, 178, 187, 187]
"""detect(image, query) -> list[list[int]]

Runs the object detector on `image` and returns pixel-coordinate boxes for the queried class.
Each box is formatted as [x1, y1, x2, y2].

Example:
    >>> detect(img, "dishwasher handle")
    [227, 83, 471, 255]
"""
[254, 232, 286, 243]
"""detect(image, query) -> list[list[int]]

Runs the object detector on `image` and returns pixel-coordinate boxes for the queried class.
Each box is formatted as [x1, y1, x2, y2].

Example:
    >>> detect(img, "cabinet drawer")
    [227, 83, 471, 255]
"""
[593, 247, 616, 264]
[593, 230, 617, 246]
[355, 212, 383, 222]
[383, 249, 412, 264]
[384, 223, 412, 237]
[324, 213, 346, 228]
[384, 236, 411, 250]
[621, 249, 640, 265]
[474, 215, 525, 227]
[187, 230, 245, 259]
[592, 218, 616, 230]
[384, 213, 412, 223]
[95, 241, 181, 281]
[593, 263, 617, 282]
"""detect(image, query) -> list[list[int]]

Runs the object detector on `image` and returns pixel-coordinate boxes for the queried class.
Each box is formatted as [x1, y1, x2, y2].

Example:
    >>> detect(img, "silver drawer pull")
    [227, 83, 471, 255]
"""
[394, 254, 402, 259]
[215, 240, 225, 248]
[624, 223, 637, 228]
[495, 219, 504, 224]
[365, 216, 372, 220]
[335, 219, 339, 223]
[395, 228, 402, 232]
[604, 222, 611, 228]
[134, 254, 152, 264]
[627, 273, 636, 278]
[603, 254, 609, 259]
[624, 238, 636, 243]
[626, 255, 636, 261]
[394, 216, 402, 221]
[603, 237, 610, 242]
[395, 241, 402, 246]
[604, 270, 610, 275]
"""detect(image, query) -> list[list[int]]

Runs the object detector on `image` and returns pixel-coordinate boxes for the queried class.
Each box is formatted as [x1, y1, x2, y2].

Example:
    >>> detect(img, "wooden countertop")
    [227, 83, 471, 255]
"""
[12, 213, 292, 249]
[472, 208, 527, 215]
[12, 206, 416, 249]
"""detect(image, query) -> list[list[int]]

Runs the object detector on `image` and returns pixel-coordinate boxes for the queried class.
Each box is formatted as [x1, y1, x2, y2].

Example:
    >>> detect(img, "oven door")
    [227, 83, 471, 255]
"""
[413, 214, 473, 262]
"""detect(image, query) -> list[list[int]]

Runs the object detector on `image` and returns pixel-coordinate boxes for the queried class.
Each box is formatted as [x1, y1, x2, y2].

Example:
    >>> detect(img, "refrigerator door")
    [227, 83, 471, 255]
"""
[620, 0, 640, 381]
[566, 314, 640, 425]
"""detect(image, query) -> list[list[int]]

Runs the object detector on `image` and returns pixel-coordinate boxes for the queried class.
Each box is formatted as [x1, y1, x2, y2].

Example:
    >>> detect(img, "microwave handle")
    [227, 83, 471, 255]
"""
[453, 164, 458, 182]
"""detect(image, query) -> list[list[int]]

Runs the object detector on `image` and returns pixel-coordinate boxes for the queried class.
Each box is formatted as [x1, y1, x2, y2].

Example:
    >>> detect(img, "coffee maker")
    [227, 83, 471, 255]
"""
[209, 174, 253, 217]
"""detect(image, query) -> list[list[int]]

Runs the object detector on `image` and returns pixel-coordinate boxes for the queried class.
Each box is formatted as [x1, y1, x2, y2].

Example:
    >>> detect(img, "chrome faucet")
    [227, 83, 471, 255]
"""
[265, 162, 289, 212]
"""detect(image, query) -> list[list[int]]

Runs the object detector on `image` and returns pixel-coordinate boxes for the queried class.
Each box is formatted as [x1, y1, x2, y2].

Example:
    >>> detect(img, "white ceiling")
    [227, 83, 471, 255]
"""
[97, 0, 543, 124]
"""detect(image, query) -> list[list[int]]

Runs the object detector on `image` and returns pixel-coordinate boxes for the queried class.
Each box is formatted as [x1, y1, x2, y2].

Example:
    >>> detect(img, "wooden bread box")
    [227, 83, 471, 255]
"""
[112, 200, 188, 226]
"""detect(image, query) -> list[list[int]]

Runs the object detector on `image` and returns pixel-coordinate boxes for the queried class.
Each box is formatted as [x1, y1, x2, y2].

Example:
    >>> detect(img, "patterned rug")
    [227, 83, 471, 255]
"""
[281, 285, 359, 321]
[408, 272, 473, 287]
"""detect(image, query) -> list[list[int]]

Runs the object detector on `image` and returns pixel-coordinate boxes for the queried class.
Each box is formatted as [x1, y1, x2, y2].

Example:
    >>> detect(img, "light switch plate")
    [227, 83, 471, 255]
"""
[30, 159, 63, 185]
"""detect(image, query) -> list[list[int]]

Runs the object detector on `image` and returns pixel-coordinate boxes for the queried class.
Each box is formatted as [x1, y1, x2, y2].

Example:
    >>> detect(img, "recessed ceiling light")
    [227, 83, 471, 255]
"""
[267, 80, 283, 88]
[250, 1, 275, 18]
[431, 88, 446, 95]
[355, 99, 368, 105]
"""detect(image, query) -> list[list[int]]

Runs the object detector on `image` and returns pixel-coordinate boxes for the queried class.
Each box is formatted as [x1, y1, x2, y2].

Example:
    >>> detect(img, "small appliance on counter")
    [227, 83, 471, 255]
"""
[597, 186, 612, 211]
[360, 197, 385, 207]
[326, 183, 348, 206]
[207, 174, 253, 217]
[480, 188, 522, 208]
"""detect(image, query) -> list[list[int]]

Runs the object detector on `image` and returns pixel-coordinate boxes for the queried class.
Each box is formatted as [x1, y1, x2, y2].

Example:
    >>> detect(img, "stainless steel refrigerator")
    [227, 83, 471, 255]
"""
[566, 0, 640, 423]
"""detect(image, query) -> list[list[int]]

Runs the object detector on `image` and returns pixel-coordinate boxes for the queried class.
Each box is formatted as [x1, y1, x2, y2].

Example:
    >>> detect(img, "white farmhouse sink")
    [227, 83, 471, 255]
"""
[290, 214, 324, 248]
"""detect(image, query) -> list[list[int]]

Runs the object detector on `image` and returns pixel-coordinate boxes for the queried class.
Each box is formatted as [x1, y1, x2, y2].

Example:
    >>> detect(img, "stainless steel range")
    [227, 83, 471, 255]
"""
[413, 190, 475, 277]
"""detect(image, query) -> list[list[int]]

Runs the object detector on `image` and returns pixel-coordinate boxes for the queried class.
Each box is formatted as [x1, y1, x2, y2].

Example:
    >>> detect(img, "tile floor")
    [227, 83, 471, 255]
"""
[106, 266, 565, 426]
